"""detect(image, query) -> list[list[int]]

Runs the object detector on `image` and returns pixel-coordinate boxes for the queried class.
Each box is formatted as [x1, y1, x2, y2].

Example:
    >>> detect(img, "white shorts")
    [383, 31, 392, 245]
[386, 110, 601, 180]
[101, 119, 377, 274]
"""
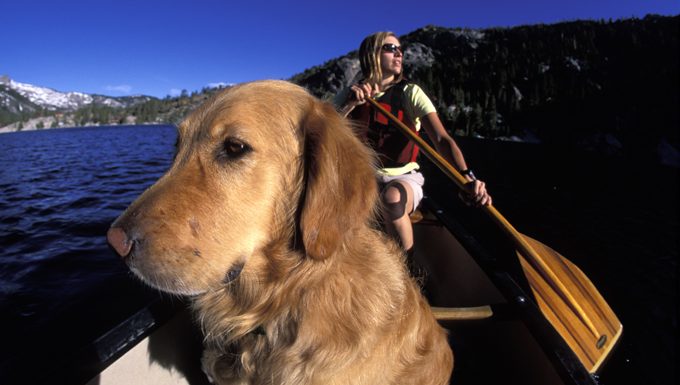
[377, 171, 425, 214]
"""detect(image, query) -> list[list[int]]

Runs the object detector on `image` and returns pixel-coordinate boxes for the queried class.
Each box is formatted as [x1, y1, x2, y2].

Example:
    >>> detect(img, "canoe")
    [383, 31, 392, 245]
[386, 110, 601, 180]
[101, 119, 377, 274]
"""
[61, 177, 616, 385]
[414, 195, 611, 385]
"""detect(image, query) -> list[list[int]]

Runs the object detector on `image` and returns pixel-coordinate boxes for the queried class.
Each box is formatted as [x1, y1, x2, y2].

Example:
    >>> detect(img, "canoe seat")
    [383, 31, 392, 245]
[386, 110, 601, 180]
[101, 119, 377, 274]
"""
[431, 305, 493, 321]
[410, 209, 424, 223]
[410, 209, 441, 226]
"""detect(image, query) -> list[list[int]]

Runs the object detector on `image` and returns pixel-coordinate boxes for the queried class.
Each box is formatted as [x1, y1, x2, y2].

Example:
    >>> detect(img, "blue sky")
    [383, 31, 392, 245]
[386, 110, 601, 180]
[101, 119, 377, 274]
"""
[3, 0, 678, 98]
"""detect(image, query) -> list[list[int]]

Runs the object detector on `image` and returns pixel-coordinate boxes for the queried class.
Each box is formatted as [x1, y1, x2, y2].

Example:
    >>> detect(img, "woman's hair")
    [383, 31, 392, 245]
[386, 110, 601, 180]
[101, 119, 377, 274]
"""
[359, 31, 404, 86]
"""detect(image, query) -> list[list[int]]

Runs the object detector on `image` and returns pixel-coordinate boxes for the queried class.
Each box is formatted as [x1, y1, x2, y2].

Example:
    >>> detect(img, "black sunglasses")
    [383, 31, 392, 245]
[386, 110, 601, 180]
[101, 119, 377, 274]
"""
[381, 43, 403, 54]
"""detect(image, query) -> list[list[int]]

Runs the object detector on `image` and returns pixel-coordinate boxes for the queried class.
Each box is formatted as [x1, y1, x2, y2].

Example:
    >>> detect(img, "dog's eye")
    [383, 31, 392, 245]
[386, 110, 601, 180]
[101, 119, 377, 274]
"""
[222, 138, 251, 159]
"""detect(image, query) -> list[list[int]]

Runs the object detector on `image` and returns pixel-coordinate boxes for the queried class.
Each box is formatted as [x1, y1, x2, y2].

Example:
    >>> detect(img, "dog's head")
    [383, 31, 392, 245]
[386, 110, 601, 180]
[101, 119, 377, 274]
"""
[107, 80, 378, 296]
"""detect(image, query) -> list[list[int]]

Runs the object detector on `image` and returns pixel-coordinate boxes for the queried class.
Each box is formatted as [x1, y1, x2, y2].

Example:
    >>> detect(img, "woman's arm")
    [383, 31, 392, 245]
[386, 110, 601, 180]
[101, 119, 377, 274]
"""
[421, 112, 492, 206]
[421, 112, 468, 173]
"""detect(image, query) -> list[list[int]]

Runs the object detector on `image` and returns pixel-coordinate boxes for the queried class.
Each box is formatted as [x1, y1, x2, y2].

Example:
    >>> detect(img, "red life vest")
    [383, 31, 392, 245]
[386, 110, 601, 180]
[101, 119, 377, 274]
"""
[349, 81, 420, 169]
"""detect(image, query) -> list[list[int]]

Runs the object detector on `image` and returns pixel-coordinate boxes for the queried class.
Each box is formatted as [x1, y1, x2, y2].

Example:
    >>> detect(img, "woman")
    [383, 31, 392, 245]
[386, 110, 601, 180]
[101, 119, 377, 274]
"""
[335, 31, 492, 254]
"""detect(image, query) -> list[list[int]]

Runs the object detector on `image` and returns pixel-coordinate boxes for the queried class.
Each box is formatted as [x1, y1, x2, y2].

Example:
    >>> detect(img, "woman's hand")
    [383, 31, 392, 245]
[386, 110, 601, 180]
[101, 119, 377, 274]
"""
[459, 179, 492, 207]
[347, 83, 375, 107]
[340, 83, 376, 117]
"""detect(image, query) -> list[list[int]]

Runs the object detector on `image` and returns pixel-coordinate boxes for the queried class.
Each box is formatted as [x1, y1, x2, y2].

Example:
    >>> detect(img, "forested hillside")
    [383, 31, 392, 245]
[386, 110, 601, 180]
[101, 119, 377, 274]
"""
[293, 15, 678, 163]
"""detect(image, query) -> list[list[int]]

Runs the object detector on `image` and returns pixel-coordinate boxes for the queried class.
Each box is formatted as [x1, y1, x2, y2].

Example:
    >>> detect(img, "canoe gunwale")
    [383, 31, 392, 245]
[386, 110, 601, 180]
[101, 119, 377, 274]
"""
[76, 298, 184, 385]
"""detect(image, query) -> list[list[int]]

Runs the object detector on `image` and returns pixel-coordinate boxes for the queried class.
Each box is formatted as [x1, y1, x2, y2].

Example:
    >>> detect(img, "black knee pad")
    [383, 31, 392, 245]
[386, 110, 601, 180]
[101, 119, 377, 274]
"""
[382, 182, 408, 221]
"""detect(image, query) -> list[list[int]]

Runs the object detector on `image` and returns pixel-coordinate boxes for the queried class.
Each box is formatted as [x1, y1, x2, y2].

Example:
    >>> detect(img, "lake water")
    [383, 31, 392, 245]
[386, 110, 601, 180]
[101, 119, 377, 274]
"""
[0, 125, 676, 384]
[0, 125, 177, 384]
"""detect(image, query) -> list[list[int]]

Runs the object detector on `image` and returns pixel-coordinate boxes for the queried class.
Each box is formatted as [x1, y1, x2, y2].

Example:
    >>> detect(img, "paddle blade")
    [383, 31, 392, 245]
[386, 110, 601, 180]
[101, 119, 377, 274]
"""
[517, 235, 623, 374]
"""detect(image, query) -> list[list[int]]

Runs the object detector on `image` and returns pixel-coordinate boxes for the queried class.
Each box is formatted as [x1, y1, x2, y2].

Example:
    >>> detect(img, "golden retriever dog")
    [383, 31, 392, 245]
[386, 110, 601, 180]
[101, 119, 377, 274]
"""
[107, 80, 453, 385]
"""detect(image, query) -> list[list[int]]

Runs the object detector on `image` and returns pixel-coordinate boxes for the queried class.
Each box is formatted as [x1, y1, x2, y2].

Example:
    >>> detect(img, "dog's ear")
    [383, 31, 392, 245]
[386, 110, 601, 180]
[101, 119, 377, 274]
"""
[300, 101, 378, 260]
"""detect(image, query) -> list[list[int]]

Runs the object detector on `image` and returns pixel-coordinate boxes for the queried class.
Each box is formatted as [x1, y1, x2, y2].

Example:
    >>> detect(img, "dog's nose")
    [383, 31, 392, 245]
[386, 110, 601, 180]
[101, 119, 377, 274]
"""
[107, 227, 133, 258]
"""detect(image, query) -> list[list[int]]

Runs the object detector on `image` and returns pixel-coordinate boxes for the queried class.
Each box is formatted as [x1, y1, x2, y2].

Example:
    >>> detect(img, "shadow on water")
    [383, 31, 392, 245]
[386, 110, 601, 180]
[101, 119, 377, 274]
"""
[438, 137, 678, 385]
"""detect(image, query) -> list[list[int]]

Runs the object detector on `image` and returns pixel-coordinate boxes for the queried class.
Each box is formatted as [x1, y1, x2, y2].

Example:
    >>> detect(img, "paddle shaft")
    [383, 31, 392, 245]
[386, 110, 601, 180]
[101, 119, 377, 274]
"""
[365, 98, 602, 339]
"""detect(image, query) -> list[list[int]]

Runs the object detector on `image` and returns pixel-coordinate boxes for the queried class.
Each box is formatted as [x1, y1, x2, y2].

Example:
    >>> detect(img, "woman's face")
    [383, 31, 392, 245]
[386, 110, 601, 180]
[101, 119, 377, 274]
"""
[380, 35, 403, 77]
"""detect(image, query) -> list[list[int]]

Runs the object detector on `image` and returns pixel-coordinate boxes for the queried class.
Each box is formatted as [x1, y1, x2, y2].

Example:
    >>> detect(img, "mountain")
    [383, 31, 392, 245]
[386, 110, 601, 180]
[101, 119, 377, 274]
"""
[0, 75, 154, 127]
[1, 15, 677, 165]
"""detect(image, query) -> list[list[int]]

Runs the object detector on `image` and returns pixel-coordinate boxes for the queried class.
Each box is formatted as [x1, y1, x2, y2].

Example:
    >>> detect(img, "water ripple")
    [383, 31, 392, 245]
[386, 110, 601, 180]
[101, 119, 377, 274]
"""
[0, 125, 175, 281]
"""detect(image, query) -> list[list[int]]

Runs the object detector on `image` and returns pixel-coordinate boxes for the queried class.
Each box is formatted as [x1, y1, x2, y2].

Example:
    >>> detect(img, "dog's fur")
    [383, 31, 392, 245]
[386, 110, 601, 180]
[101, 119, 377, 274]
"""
[108, 80, 453, 385]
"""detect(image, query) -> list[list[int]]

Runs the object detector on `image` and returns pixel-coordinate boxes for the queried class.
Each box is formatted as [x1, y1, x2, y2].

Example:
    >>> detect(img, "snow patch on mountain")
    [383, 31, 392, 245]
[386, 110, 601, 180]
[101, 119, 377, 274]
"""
[0, 76, 134, 111]
[3, 78, 93, 110]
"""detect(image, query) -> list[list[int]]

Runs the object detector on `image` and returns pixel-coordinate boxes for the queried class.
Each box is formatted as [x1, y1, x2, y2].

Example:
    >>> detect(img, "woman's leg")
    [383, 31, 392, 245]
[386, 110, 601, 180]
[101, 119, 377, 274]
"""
[381, 180, 415, 250]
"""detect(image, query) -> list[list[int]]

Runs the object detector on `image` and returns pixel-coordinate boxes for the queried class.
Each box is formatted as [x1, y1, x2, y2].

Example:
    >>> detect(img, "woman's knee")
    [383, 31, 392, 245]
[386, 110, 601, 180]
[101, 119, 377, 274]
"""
[382, 183, 410, 221]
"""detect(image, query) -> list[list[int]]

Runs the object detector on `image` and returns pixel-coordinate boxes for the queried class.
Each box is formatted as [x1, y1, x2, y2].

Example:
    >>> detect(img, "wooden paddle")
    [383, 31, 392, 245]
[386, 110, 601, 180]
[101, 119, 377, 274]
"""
[365, 97, 622, 374]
